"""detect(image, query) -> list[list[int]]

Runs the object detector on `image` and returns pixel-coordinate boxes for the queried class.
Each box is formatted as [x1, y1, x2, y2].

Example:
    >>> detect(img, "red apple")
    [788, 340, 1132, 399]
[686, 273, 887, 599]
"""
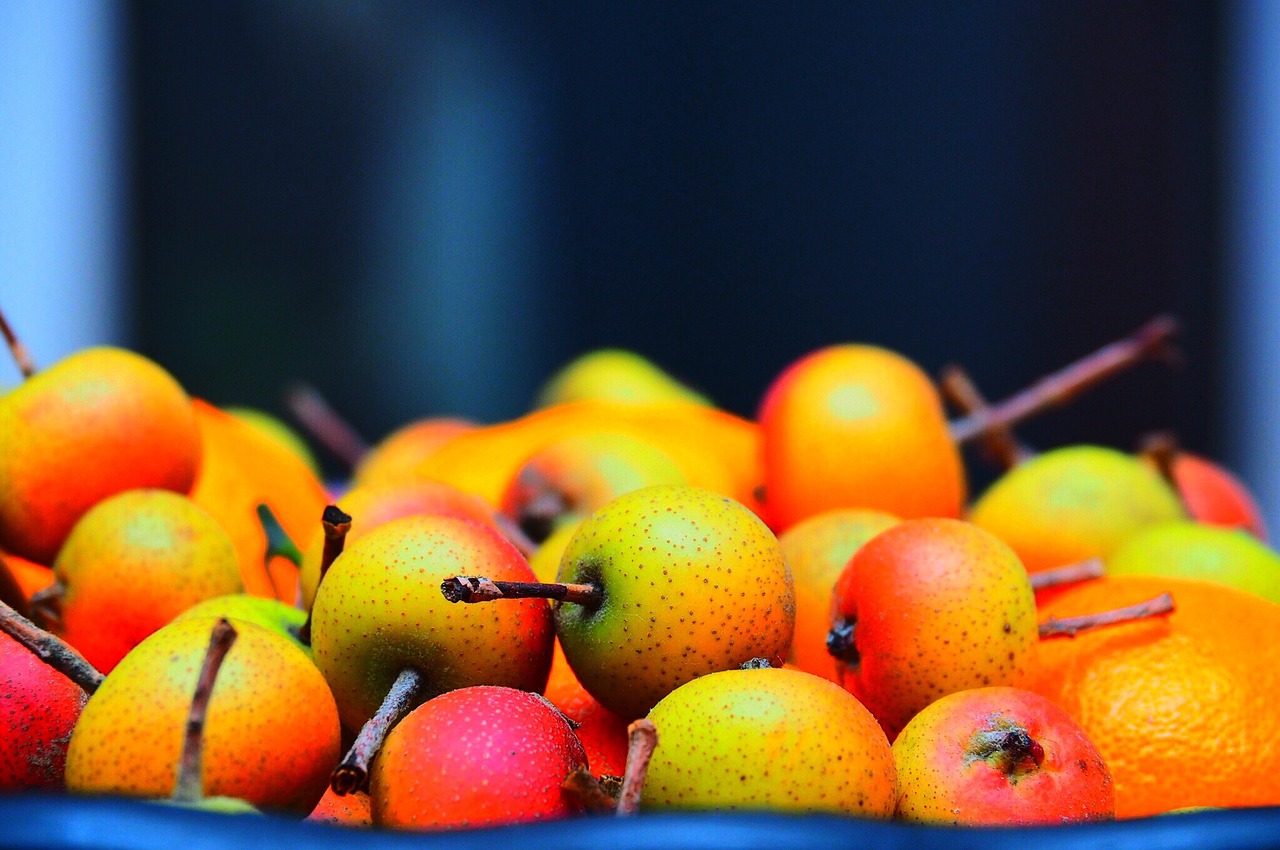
[892, 686, 1114, 825]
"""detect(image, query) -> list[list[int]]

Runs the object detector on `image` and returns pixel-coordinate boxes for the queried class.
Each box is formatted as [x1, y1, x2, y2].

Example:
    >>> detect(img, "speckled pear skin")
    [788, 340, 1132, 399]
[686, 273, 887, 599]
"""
[832, 518, 1039, 740]
[64, 618, 341, 814]
[371, 685, 588, 831]
[555, 485, 795, 721]
[643, 667, 897, 816]
[0, 630, 87, 790]
[309, 514, 555, 732]
[0, 347, 201, 564]
[52, 489, 244, 673]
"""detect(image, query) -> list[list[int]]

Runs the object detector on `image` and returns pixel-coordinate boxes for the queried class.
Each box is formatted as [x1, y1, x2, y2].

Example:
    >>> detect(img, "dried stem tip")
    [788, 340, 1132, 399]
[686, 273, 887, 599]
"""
[440, 576, 603, 607]
[616, 719, 658, 817]
[331, 667, 425, 796]
[1038, 592, 1175, 640]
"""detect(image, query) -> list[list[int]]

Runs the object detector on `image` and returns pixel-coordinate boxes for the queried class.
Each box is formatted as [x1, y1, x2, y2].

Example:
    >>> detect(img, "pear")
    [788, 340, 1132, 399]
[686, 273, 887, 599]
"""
[967, 444, 1186, 575]
[552, 485, 795, 720]
[535, 348, 712, 408]
[0, 347, 202, 564]
[223, 406, 322, 477]
[1106, 520, 1280, 604]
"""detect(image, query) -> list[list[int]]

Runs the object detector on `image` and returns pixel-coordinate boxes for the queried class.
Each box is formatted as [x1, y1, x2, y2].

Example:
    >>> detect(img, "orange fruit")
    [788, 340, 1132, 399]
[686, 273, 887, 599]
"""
[1020, 575, 1280, 818]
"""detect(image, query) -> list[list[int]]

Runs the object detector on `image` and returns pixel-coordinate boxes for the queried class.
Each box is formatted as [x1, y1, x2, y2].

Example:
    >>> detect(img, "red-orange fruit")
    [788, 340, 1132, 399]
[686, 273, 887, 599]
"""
[758, 345, 965, 532]
[830, 518, 1038, 740]
[308, 787, 372, 828]
[893, 686, 1114, 825]
[0, 630, 88, 790]
[352, 417, 476, 487]
[542, 640, 628, 777]
[370, 685, 587, 831]
[0, 347, 202, 564]
[1168, 452, 1268, 540]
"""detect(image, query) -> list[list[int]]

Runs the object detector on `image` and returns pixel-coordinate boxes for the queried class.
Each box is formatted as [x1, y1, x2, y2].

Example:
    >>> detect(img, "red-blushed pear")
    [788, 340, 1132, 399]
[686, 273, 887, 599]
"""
[757, 344, 966, 532]
[827, 518, 1173, 740]
[543, 640, 629, 778]
[0, 626, 90, 790]
[641, 665, 897, 816]
[0, 346, 202, 564]
[500, 430, 689, 544]
[892, 686, 1115, 825]
[64, 616, 341, 814]
[443, 485, 795, 721]
[309, 514, 555, 790]
[776, 508, 899, 682]
[297, 479, 499, 611]
[369, 685, 588, 831]
[45, 489, 244, 673]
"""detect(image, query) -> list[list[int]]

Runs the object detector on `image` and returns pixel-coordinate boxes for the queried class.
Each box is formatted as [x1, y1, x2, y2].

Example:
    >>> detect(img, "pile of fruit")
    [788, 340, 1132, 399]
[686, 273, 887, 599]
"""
[2, 308, 1278, 833]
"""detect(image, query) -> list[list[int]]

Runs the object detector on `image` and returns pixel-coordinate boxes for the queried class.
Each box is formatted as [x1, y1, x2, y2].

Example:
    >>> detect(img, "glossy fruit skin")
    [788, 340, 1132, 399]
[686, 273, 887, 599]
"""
[555, 485, 795, 720]
[1168, 452, 1268, 540]
[188, 399, 330, 601]
[0, 630, 87, 790]
[1020, 575, 1280, 818]
[370, 685, 587, 831]
[52, 489, 244, 673]
[542, 640, 629, 776]
[831, 518, 1038, 740]
[308, 788, 372, 828]
[643, 667, 897, 817]
[1106, 520, 1280, 604]
[352, 418, 475, 487]
[893, 686, 1114, 825]
[297, 479, 499, 611]
[776, 508, 899, 682]
[0, 347, 201, 564]
[968, 444, 1186, 574]
[310, 514, 554, 731]
[758, 345, 965, 532]
[223, 406, 322, 476]
[65, 617, 341, 814]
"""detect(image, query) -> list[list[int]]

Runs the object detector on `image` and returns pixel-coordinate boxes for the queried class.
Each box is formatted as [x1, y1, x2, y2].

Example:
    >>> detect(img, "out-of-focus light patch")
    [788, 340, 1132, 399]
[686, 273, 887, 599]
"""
[1223, 2, 1280, 538]
[0, 0, 128, 377]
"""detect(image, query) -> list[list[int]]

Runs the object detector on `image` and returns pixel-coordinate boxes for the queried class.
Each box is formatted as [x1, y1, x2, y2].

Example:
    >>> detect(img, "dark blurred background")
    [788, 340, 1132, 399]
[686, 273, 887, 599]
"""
[4, 1, 1278, 517]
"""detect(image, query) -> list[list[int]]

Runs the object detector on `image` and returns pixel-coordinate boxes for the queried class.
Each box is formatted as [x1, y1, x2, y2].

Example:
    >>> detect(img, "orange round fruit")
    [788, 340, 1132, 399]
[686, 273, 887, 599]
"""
[1021, 575, 1280, 818]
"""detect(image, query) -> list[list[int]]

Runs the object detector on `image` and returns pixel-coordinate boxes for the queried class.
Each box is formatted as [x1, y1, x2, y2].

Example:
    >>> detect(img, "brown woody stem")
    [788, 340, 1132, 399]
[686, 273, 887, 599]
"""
[616, 719, 657, 816]
[331, 667, 425, 796]
[1138, 431, 1181, 490]
[939, 364, 1034, 469]
[1028, 558, 1105, 592]
[440, 576, 602, 607]
[949, 315, 1180, 445]
[283, 381, 369, 471]
[0, 598, 103, 694]
[561, 768, 619, 814]
[1038, 592, 1175, 640]
[0, 306, 37, 378]
[172, 619, 238, 804]
[299, 505, 353, 644]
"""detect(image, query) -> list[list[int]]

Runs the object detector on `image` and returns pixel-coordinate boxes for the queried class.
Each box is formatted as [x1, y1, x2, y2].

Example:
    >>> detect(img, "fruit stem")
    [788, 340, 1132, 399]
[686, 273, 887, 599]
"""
[949, 314, 1180, 445]
[331, 667, 424, 796]
[939, 364, 1034, 469]
[0, 597, 103, 694]
[172, 619, 238, 804]
[616, 719, 657, 816]
[505, 466, 570, 546]
[1027, 558, 1105, 592]
[283, 381, 369, 471]
[256, 504, 303, 568]
[1038, 592, 1175, 640]
[1138, 430, 1182, 490]
[440, 576, 603, 607]
[0, 306, 37, 378]
[298, 505, 353, 644]
[561, 768, 619, 814]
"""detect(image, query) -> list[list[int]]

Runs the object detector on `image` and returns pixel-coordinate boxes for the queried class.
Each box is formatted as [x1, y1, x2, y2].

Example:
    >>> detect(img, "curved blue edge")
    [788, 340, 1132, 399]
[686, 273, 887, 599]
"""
[1, 795, 1279, 850]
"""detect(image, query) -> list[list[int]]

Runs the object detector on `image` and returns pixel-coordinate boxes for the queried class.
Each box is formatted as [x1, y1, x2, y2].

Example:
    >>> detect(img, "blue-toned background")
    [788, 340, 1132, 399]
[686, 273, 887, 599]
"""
[2, 1, 1277, 528]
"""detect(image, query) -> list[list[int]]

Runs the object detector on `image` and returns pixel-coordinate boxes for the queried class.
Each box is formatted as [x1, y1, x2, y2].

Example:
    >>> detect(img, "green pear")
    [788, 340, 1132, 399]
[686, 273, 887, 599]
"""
[967, 444, 1186, 575]
[554, 484, 795, 720]
[535, 349, 712, 408]
[174, 594, 310, 657]
[223, 406, 321, 477]
[309, 514, 555, 731]
[1106, 520, 1280, 604]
